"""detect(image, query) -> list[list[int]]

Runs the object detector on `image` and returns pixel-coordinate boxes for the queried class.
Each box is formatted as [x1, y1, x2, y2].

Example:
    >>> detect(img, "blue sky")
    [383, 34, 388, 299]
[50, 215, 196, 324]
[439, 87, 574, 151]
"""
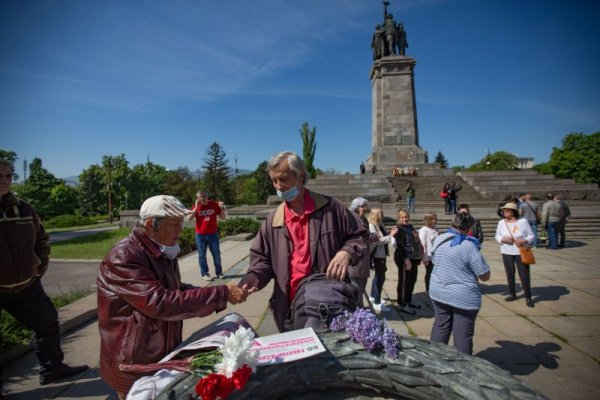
[2, 0, 599, 180]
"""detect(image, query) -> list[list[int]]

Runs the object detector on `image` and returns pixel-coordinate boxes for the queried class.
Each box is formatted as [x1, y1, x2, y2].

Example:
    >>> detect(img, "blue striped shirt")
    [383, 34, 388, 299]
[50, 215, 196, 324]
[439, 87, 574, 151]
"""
[430, 232, 490, 310]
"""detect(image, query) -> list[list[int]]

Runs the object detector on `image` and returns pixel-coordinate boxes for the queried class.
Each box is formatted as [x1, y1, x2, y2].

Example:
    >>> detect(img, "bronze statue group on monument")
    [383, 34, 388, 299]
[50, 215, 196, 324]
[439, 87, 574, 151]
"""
[372, 0, 408, 60]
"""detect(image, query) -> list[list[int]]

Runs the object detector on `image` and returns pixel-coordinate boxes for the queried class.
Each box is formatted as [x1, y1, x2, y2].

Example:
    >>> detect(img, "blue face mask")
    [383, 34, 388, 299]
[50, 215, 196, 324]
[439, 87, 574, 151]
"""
[277, 185, 300, 202]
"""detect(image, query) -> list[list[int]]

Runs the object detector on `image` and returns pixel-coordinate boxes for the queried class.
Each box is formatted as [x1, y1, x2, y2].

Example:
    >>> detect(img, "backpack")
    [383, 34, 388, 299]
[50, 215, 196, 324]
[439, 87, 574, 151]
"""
[284, 273, 358, 332]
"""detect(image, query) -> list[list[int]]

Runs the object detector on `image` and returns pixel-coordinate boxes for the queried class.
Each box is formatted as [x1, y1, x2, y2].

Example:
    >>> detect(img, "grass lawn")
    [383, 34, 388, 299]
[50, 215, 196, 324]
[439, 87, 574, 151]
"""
[50, 228, 131, 259]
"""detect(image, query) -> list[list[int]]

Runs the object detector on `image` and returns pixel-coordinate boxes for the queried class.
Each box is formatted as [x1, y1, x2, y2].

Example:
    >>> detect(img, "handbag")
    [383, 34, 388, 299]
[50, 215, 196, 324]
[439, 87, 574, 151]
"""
[505, 220, 536, 265]
[518, 246, 536, 265]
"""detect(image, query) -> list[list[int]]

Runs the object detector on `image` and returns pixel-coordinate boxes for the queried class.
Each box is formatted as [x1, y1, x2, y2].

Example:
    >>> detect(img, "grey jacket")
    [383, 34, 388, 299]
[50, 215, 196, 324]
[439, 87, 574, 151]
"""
[541, 200, 562, 226]
[247, 191, 368, 332]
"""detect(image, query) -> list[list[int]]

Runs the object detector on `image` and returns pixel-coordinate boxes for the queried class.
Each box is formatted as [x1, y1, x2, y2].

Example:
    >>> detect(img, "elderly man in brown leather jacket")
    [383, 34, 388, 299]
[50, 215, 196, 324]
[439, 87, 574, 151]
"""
[239, 151, 369, 332]
[97, 194, 249, 399]
[0, 159, 88, 394]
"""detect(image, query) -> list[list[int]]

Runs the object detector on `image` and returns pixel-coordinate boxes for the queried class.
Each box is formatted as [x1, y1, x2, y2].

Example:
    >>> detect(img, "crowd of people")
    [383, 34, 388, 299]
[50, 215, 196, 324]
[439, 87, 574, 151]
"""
[1, 152, 576, 398]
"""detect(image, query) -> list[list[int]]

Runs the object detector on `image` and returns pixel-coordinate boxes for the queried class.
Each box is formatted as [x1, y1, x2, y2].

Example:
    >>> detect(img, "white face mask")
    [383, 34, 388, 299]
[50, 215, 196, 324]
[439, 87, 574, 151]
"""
[159, 243, 181, 259]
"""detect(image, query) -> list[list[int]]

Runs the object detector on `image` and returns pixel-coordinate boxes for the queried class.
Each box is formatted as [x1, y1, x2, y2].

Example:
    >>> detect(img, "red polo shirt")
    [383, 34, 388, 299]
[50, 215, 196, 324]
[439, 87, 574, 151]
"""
[284, 191, 315, 301]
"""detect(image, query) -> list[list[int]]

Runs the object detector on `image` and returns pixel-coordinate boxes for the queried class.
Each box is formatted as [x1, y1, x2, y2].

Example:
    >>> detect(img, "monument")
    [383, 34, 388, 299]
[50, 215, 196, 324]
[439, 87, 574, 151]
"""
[369, 1, 428, 168]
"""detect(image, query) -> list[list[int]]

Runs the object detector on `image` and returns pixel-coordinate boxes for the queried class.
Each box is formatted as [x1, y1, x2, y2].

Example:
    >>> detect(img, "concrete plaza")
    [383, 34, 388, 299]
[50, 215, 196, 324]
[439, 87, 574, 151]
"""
[2, 237, 599, 399]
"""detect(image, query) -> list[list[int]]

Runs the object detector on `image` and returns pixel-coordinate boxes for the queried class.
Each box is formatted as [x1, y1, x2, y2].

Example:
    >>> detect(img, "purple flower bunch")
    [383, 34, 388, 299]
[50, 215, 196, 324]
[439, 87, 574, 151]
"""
[331, 308, 399, 359]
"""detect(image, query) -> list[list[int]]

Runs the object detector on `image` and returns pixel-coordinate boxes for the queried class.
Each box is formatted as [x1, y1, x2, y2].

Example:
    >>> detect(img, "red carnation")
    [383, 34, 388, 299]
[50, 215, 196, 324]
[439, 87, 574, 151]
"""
[195, 373, 233, 400]
[231, 364, 252, 390]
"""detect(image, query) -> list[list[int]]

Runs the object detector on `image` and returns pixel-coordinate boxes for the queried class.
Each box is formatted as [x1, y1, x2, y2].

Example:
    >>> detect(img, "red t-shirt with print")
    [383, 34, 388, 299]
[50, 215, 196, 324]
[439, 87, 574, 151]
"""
[192, 200, 222, 234]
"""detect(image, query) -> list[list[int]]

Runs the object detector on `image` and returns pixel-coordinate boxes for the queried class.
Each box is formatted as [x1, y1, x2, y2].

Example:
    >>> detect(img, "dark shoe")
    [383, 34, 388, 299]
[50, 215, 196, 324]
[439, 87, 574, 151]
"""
[408, 303, 421, 309]
[526, 298, 535, 308]
[397, 305, 416, 315]
[505, 294, 517, 302]
[40, 363, 89, 385]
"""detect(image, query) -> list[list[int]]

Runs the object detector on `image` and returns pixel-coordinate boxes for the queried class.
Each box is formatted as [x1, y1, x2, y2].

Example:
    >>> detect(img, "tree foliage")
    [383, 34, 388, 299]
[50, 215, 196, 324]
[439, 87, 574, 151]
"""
[299, 121, 317, 179]
[202, 143, 233, 203]
[468, 151, 518, 171]
[128, 162, 169, 210]
[545, 132, 600, 185]
[163, 167, 199, 206]
[18, 158, 62, 219]
[253, 160, 274, 203]
[434, 151, 448, 169]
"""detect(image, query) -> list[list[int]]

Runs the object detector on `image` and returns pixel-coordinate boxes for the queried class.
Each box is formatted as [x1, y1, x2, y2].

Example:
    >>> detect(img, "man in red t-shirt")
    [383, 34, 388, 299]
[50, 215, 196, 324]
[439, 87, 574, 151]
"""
[190, 191, 227, 281]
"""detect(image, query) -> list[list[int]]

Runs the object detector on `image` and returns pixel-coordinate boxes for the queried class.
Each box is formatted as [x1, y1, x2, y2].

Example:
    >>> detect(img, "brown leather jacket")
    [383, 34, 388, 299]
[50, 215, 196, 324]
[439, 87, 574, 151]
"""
[247, 191, 368, 332]
[0, 192, 49, 293]
[97, 228, 229, 394]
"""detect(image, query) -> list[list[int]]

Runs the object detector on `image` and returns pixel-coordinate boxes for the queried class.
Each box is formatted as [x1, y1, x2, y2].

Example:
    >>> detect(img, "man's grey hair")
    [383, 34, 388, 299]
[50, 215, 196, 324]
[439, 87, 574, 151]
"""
[267, 151, 309, 185]
[0, 159, 14, 170]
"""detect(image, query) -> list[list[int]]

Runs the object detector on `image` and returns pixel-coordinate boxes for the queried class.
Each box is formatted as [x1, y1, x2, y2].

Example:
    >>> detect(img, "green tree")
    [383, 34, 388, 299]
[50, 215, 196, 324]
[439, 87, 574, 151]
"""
[253, 160, 275, 203]
[434, 151, 449, 168]
[18, 158, 62, 219]
[201, 143, 233, 203]
[163, 167, 199, 206]
[102, 155, 131, 219]
[128, 162, 169, 210]
[48, 183, 79, 216]
[545, 132, 600, 185]
[299, 121, 317, 179]
[79, 164, 106, 216]
[0, 149, 19, 181]
[468, 151, 518, 171]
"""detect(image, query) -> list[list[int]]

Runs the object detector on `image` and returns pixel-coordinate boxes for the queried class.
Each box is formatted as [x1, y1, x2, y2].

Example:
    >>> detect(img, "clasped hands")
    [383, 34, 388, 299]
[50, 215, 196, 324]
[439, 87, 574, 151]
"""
[234, 250, 353, 303]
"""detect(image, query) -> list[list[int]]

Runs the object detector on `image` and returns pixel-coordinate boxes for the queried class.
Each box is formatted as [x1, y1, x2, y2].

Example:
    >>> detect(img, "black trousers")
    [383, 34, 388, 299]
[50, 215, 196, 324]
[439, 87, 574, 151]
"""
[0, 278, 63, 370]
[396, 259, 419, 306]
[501, 253, 532, 299]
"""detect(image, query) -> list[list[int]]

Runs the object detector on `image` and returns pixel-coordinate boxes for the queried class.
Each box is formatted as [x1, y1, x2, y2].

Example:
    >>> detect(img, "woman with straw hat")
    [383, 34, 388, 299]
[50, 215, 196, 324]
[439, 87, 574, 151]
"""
[495, 202, 535, 308]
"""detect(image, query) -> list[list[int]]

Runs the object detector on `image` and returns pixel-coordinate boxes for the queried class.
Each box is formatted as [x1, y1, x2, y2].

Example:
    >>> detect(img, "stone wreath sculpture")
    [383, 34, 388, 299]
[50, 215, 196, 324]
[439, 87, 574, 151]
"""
[155, 329, 547, 400]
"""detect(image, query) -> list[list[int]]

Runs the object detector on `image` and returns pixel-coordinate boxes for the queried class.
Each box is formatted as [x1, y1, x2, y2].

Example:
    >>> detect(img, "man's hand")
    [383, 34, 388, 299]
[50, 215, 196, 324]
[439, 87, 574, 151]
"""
[227, 284, 249, 304]
[238, 274, 260, 294]
[404, 259, 412, 271]
[326, 250, 351, 281]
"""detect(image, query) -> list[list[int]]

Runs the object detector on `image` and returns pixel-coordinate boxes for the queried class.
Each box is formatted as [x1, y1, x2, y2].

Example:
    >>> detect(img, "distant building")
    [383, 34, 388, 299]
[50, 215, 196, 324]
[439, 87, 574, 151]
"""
[517, 157, 535, 169]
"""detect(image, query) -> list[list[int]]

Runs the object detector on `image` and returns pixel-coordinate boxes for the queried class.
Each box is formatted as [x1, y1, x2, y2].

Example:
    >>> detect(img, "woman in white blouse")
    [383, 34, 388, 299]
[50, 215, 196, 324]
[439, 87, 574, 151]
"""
[367, 208, 398, 312]
[419, 212, 439, 292]
[495, 202, 535, 307]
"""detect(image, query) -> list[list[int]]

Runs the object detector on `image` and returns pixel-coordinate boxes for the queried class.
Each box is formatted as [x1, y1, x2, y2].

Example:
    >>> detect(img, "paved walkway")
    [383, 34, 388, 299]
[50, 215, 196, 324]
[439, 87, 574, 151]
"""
[2, 238, 599, 399]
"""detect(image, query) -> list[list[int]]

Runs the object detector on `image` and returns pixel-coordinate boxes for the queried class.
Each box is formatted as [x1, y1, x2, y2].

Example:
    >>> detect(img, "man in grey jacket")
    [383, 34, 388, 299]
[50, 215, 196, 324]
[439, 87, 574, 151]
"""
[239, 151, 369, 332]
[541, 193, 563, 250]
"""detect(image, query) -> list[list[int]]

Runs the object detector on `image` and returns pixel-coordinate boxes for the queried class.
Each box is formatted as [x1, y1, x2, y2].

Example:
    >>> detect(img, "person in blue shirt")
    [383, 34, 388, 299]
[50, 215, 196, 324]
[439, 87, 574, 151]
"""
[429, 213, 490, 355]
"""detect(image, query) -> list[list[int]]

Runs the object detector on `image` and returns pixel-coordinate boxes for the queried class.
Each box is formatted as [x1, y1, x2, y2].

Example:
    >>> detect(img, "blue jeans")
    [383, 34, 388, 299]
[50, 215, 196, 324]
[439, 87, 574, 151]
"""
[546, 222, 559, 249]
[369, 257, 387, 304]
[196, 233, 222, 276]
[528, 221, 538, 247]
[407, 197, 415, 212]
[449, 199, 457, 214]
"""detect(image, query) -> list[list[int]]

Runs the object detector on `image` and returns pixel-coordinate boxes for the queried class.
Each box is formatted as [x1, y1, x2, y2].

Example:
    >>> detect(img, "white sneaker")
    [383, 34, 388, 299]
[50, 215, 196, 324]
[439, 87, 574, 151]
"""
[201, 274, 213, 281]
[373, 303, 390, 313]
[369, 296, 375, 303]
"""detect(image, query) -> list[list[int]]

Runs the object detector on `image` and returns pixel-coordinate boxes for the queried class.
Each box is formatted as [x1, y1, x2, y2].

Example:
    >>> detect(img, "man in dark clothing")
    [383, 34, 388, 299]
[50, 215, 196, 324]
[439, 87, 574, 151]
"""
[448, 182, 462, 214]
[555, 195, 571, 247]
[0, 159, 88, 394]
[458, 204, 484, 243]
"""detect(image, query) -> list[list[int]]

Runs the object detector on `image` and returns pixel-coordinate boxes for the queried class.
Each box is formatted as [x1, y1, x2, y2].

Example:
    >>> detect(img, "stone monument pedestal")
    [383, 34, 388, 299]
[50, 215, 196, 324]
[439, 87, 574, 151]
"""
[370, 55, 428, 167]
